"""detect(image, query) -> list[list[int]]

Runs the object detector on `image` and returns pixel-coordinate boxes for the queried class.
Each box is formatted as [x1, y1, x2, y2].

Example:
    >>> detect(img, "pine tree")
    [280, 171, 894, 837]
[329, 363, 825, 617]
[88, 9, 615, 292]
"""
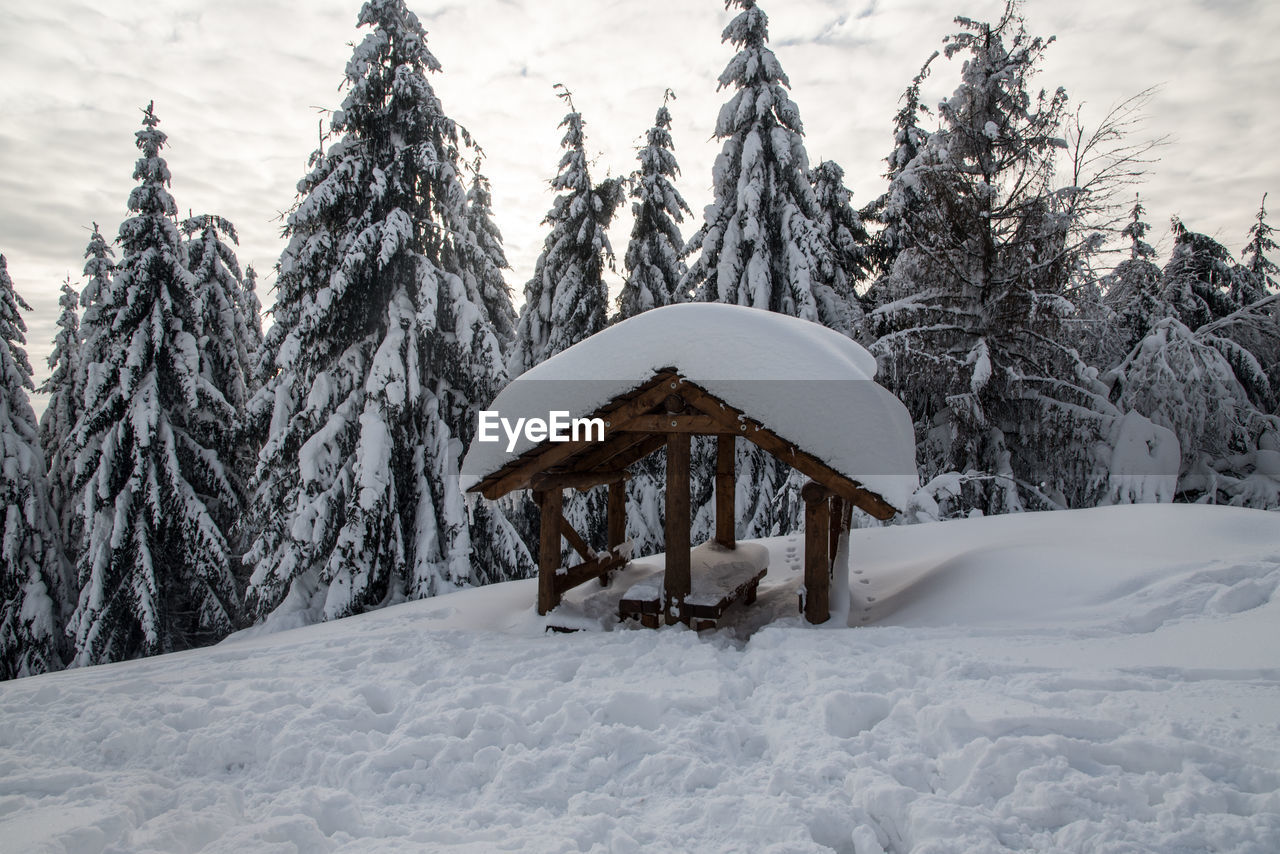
[461, 162, 519, 357]
[681, 0, 840, 331]
[246, 0, 529, 624]
[509, 86, 625, 377]
[78, 223, 116, 375]
[1159, 217, 1247, 329]
[0, 255, 71, 678]
[811, 159, 871, 338]
[1242, 193, 1278, 298]
[862, 53, 937, 291]
[67, 104, 239, 665]
[1104, 196, 1168, 352]
[37, 277, 83, 557]
[240, 264, 265, 393]
[617, 90, 692, 320]
[870, 3, 1115, 515]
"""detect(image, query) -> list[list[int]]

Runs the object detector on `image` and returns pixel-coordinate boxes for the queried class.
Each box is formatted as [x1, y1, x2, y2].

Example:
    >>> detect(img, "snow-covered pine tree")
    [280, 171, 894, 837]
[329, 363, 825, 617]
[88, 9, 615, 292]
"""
[681, 0, 841, 331]
[509, 86, 625, 377]
[862, 53, 937, 295]
[617, 90, 692, 321]
[246, 0, 529, 625]
[1103, 196, 1169, 353]
[37, 277, 83, 557]
[1159, 217, 1248, 330]
[1242, 193, 1278, 298]
[67, 104, 239, 665]
[0, 255, 71, 678]
[681, 0, 849, 539]
[811, 159, 871, 339]
[870, 2, 1116, 515]
[461, 161, 519, 357]
[612, 90, 696, 555]
[182, 214, 252, 450]
[1108, 316, 1280, 507]
[239, 264, 265, 390]
[78, 223, 115, 375]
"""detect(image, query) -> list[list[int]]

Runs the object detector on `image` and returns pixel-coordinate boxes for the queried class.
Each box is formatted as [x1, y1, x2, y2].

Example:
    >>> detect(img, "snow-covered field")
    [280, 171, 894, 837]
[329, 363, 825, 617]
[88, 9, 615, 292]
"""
[2, 505, 1278, 853]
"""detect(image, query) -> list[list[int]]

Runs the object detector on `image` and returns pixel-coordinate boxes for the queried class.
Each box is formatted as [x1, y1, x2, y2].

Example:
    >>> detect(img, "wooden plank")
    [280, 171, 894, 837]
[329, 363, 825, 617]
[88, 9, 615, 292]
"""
[476, 375, 679, 499]
[531, 469, 629, 492]
[802, 481, 831, 624]
[682, 567, 768, 620]
[829, 495, 845, 564]
[566, 431, 653, 473]
[664, 431, 692, 617]
[537, 489, 563, 616]
[606, 479, 626, 587]
[596, 433, 667, 471]
[554, 549, 629, 596]
[715, 434, 735, 549]
[612, 414, 737, 434]
[560, 516, 594, 562]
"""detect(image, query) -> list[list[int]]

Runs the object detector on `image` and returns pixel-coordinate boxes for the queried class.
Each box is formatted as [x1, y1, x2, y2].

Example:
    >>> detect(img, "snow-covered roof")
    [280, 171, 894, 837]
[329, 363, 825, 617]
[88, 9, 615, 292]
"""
[461, 304, 918, 509]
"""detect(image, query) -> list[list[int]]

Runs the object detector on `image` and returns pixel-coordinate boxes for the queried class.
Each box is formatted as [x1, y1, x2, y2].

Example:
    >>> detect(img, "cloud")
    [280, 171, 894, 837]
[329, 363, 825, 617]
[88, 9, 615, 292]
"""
[2, 0, 1277, 397]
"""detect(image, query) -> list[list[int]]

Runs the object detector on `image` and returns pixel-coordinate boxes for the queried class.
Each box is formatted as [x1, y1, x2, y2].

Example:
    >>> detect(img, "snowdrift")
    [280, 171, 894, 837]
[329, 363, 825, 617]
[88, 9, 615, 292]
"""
[1, 505, 1278, 852]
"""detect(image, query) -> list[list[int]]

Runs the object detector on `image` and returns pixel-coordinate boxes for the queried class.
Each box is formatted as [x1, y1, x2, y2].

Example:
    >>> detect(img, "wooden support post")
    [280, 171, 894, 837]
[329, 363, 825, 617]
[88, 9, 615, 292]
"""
[605, 479, 626, 586]
[715, 434, 736, 549]
[801, 480, 831, 624]
[829, 495, 845, 565]
[537, 488, 563, 616]
[664, 431, 692, 621]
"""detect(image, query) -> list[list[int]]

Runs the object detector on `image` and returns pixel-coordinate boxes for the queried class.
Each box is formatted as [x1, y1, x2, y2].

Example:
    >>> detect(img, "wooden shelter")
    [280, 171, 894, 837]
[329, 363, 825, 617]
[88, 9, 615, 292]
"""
[467, 369, 900, 626]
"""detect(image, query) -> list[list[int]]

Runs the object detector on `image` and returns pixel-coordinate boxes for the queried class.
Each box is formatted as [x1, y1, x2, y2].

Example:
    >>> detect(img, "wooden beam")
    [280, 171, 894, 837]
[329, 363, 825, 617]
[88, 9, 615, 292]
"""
[560, 516, 594, 562]
[553, 549, 629, 596]
[612, 414, 737, 434]
[589, 432, 667, 472]
[664, 431, 691, 620]
[567, 431, 654, 473]
[476, 375, 679, 499]
[802, 481, 831, 624]
[537, 489, 563, 616]
[715, 434, 735, 549]
[531, 469, 629, 492]
[606, 479, 626, 587]
[829, 494, 845, 564]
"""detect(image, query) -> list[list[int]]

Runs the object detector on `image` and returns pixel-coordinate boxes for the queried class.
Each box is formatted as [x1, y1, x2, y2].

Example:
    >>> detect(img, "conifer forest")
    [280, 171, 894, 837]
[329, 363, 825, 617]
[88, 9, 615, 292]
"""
[1, 0, 1276, 679]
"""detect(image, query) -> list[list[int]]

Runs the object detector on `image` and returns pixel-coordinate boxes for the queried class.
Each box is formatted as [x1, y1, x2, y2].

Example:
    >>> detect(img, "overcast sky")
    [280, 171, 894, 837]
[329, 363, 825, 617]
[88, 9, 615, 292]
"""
[2, 0, 1278, 395]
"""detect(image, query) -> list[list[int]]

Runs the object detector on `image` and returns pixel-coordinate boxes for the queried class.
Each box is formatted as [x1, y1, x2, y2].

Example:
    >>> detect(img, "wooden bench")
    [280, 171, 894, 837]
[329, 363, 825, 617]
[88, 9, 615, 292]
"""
[619, 542, 769, 630]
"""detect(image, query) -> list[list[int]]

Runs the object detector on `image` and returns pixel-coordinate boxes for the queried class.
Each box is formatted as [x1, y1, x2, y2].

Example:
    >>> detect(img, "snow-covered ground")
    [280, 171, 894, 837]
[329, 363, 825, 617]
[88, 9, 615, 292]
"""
[2, 504, 1278, 853]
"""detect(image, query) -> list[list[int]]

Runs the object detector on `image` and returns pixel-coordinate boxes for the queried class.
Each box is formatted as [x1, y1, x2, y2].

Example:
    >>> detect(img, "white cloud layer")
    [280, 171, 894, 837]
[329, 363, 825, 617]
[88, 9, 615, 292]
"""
[2, 0, 1277, 390]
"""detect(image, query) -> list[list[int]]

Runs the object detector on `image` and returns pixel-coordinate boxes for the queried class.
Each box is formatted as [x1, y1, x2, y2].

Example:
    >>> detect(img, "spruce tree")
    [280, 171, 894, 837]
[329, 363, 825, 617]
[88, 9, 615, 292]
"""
[862, 53, 937, 292]
[617, 90, 692, 320]
[78, 223, 116, 375]
[509, 86, 624, 377]
[0, 255, 69, 679]
[246, 0, 529, 624]
[1159, 217, 1247, 329]
[811, 159, 871, 338]
[240, 264, 265, 395]
[1242, 193, 1278, 298]
[37, 277, 84, 557]
[461, 162, 519, 357]
[681, 0, 840, 331]
[68, 104, 239, 665]
[1104, 196, 1168, 352]
[870, 3, 1115, 514]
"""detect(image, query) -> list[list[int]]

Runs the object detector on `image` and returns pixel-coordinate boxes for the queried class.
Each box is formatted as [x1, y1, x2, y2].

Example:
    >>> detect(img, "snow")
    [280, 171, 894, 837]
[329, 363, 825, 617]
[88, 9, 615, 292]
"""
[621, 540, 769, 608]
[464, 303, 918, 509]
[2, 504, 1279, 852]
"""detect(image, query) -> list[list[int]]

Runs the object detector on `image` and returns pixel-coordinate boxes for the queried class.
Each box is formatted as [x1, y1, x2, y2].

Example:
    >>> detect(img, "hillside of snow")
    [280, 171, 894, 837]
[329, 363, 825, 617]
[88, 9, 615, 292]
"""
[1, 504, 1278, 853]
